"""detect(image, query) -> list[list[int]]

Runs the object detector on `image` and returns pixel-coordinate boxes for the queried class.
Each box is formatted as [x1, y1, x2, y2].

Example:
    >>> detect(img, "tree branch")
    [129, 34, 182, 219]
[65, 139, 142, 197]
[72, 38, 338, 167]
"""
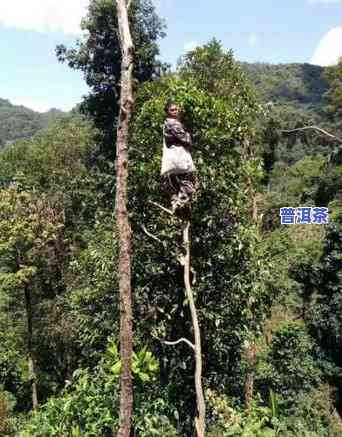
[148, 200, 174, 216]
[182, 221, 206, 437]
[141, 225, 163, 244]
[281, 125, 342, 143]
[163, 337, 195, 350]
[191, 267, 197, 286]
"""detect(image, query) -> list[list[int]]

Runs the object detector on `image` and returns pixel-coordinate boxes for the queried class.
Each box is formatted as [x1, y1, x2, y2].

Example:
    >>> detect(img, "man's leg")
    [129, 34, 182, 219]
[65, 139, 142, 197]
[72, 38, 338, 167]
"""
[178, 173, 196, 206]
[161, 174, 182, 212]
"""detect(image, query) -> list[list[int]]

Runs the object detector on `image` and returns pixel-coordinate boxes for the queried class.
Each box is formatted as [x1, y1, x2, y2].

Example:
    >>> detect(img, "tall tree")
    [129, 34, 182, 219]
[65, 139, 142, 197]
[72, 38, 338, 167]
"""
[56, 0, 165, 158]
[0, 188, 65, 409]
[115, 0, 134, 436]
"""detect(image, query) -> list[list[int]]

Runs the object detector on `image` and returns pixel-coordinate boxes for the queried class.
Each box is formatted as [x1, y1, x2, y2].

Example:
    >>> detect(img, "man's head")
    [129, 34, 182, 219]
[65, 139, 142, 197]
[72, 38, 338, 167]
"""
[165, 100, 179, 119]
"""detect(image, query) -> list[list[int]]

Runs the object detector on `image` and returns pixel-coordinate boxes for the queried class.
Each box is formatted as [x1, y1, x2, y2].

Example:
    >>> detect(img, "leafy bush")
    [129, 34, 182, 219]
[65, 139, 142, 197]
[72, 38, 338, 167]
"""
[21, 343, 177, 436]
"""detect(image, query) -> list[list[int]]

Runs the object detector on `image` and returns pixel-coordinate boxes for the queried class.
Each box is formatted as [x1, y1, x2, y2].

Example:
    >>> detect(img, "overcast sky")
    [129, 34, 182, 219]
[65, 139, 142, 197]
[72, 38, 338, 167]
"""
[0, 0, 341, 112]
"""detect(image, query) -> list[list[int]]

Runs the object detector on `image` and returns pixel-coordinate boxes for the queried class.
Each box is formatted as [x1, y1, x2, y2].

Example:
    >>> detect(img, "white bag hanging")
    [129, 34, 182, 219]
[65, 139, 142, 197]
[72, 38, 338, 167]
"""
[161, 128, 196, 176]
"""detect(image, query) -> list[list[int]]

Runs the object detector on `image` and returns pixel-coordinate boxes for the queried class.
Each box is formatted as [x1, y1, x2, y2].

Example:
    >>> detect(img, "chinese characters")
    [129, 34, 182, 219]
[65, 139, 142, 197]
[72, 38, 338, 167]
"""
[280, 207, 329, 225]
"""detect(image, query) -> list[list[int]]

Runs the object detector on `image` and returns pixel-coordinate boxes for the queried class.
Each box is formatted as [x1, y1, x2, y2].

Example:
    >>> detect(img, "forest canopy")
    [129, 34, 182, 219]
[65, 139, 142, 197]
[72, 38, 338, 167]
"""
[0, 1, 342, 436]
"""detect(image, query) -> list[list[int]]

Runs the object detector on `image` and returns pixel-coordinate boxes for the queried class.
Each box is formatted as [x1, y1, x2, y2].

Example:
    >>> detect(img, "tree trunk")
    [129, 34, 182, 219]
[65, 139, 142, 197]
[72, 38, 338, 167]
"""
[244, 341, 256, 411]
[115, 1, 134, 436]
[24, 286, 38, 409]
[183, 222, 206, 437]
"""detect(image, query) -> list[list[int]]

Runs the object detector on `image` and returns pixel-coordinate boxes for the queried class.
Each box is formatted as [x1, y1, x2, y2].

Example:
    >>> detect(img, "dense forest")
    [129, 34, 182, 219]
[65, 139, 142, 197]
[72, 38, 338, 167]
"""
[0, 62, 329, 150]
[0, 99, 65, 149]
[0, 0, 342, 436]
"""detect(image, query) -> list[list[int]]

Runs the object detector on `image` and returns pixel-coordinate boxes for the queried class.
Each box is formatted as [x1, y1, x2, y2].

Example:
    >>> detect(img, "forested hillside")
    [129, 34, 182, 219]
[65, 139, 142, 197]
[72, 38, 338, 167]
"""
[0, 1, 342, 436]
[241, 62, 328, 112]
[0, 63, 331, 151]
[0, 98, 65, 149]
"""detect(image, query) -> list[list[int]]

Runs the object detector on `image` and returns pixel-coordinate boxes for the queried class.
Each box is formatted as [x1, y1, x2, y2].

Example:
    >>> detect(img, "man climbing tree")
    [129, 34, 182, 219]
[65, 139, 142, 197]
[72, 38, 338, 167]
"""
[155, 99, 205, 435]
[161, 101, 197, 213]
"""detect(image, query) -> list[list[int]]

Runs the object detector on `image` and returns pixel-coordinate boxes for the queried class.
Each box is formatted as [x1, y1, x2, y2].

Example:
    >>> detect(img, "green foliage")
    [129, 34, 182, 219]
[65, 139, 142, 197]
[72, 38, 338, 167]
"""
[0, 188, 65, 297]
[22, 344, 177, 437]
[63, 217, 119, 366]
[324, 59, 342, 118]
[0, 187, 68, 409]
[0, 98, 65, 150]
[22, 366, 119, 436]
[207, 384, 341, 436]
[179, 39, 257, 112]
[256, 322, 323, 404]
[0, 115, 101, 232]
[56, 0, 166, 155]
[0, 24, 341, 437]
[269, 154, 326, 208]
[241, 62, 328, 111]
[0, 329, 28, 411]
[129, 57, 276, 432]
[315, 162, 342, 207]
[207, 389, 276, 436]
[106, 342, 159, 383]
[0, 389, 17, 434]
[307, 213, 342, 369]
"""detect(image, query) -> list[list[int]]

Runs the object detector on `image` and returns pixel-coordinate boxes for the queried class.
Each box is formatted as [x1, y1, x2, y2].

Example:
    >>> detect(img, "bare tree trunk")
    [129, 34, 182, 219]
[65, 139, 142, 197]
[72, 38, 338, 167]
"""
[244, 341, 256, 411]
[24, 286, 38, 409]
[115, 1, 134, 436]
[183, 222, 206, 437]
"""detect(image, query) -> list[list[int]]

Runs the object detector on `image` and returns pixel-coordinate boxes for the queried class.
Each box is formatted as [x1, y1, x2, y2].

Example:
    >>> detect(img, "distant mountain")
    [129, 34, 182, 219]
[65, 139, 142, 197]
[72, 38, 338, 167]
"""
[0, 98, 67, 149]
[0, 63, 330, 151]
[240, 62, 329, 117]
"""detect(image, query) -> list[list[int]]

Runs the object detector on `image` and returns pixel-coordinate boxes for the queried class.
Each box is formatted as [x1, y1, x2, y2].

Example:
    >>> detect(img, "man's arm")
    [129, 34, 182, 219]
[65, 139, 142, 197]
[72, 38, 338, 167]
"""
[164, 119, 192, 149]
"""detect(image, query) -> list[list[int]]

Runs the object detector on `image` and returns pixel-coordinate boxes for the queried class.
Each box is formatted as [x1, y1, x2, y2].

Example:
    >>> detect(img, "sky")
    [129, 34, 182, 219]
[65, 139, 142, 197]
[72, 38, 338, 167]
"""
[0, 0, 341, 112]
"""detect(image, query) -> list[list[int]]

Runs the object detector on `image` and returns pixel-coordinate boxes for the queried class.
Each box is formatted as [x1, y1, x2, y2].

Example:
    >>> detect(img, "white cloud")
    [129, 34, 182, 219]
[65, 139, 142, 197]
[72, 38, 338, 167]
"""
[247, 33, 258, 48]
[0, 0, 89, 35]
[310, 27, 342, 66]
[309, 0, 342, 4]
[183, 40, 198, 52]
[10, 96, 73, 113]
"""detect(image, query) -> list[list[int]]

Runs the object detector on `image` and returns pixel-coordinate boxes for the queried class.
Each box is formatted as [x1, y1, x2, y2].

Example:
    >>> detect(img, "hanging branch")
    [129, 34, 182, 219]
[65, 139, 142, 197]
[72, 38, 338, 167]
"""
[148, 200, 174, 216]
[150, 206, 206, 435]
[182, 221, 206, 437]
[115, 0, 134, 436]
[141, 225, 164, 244]
[281, 126, 342, 144]
[163, 337, 195, 350]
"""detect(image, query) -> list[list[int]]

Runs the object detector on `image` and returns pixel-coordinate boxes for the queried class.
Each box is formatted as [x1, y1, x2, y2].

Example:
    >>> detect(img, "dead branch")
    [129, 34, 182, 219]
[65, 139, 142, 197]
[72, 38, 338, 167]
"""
[281, 125, 342, 143]
[164, 337, 195, 350]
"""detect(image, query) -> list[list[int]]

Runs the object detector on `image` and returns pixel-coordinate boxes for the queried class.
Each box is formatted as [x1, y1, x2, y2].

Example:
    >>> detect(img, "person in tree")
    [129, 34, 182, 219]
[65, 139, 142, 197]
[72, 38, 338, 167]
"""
[161, 101, 197, 212]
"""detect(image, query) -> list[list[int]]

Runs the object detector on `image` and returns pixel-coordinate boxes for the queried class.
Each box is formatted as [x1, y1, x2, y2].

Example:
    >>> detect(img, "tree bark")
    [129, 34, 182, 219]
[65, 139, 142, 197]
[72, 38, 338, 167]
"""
[183, 222, 206, 437]
[24, 285, 38, 409]
[115, 1, 134, 436]
[244, 341, 256, 411]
